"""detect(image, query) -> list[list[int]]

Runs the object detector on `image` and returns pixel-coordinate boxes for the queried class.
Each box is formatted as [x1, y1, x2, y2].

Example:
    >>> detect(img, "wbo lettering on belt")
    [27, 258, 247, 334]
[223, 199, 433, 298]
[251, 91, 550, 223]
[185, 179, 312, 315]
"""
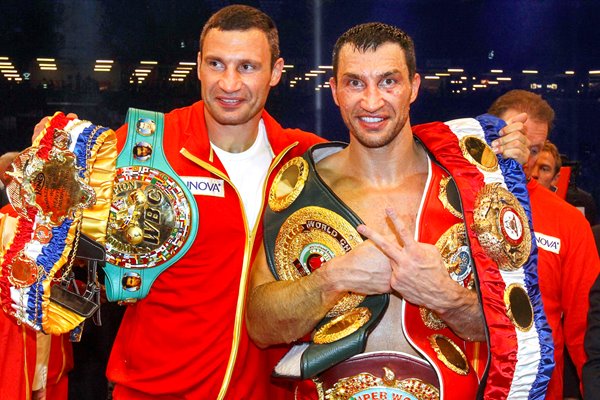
[103, 108, 199, 303]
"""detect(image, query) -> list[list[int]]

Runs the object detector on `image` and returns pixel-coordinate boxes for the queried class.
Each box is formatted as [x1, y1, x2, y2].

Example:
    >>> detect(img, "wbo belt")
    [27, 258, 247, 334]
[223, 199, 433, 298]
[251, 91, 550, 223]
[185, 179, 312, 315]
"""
[263, 142, 388, 380]
[103, 108, 198, 303]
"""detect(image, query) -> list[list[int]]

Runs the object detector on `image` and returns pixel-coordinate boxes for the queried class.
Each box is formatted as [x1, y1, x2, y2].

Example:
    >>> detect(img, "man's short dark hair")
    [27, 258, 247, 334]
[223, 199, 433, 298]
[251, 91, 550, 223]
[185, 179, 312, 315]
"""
[332, 22, 417, 81]
[199, 5, 280, 67]
[488, 90, 555, 129]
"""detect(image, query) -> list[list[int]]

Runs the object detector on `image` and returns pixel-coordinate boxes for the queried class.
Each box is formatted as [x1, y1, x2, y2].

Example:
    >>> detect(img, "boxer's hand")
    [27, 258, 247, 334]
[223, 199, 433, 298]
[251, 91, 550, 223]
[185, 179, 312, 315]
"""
[357, 208, 452, 308]
[491, 112, 530, 165]
[32, 113, 79, 143]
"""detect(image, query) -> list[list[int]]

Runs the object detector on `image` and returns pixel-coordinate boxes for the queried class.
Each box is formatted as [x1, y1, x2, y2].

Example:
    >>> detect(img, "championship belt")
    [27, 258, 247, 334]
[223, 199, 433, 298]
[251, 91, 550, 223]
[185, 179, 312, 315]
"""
[0, 112, 116, 335]
[413, 115, 554, 399]
[103, 108, 198, 302]
[264, 142, 389, 380]
[314, 352, 440, 400]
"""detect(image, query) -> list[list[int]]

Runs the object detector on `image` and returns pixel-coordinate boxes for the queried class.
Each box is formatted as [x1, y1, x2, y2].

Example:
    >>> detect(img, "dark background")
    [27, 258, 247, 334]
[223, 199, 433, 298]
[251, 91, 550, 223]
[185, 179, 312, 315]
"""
[1, 1, 598, 399]
[1, 1, 599, 206]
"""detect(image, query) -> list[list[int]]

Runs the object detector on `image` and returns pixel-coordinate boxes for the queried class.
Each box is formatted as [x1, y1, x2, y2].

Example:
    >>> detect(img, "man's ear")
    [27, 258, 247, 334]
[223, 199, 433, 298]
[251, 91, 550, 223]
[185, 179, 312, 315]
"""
[197, 52, 202, 81]
[551, 171, 561, 188]
[329, 77, 340, 107]
[269, 58, 284, 87]
[409, 73, 421, 104]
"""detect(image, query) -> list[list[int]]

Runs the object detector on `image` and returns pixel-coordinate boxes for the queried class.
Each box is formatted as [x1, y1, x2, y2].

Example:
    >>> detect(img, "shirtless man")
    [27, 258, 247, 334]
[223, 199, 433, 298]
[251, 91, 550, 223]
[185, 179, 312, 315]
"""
[247, 22, 551, 399]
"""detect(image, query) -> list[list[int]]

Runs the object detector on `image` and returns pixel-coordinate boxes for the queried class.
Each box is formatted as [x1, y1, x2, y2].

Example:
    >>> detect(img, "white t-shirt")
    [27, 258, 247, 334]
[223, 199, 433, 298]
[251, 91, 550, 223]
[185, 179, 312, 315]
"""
[211, 120, 274, 232]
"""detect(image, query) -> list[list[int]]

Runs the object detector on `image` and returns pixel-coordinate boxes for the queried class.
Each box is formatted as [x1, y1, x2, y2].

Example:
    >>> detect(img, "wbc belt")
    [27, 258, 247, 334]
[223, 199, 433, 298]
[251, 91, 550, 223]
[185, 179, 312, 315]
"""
[0, 112, 116, 334]
[264, 142, 389, 380]
[103, 108, 198, 302]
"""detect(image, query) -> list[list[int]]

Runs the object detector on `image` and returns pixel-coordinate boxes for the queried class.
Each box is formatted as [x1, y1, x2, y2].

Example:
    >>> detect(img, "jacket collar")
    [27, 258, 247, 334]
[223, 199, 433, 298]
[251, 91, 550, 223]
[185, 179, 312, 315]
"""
[181, 101, 289, 167]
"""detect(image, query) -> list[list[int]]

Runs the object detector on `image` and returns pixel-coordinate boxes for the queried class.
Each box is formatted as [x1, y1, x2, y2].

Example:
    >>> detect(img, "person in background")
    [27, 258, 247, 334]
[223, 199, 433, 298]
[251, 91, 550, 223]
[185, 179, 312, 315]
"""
[531, 140, 561, 192]
[488, 89, 600, 399]
[563, 159, 599, 226]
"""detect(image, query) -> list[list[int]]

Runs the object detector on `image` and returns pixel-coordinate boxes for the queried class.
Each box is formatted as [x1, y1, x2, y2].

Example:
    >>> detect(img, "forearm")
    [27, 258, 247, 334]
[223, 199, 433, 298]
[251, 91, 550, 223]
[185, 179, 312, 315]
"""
[431, 285, 486, 341]
[246, 268, 343, 348]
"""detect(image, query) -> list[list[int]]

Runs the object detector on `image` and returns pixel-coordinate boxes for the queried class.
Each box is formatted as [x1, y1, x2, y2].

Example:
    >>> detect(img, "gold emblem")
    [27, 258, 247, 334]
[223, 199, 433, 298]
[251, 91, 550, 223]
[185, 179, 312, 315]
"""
[472, 183, 531, 271]
[33, 225, 53, 244]
[269, 157, 309, 212]
[459, 135, 499, 172]
[313, 307, 371, 344]
[438, 176, 463, 219]
[423, 223, 474, 330]
[6, 133, 96, 226]
[8, 251, 39, 288]
[428, 334, 469, 375]
[420, 307, 446, 330]
[435, 223, 472, 285]
[274, 206, 363, 317]
[105, 166, 193, 268]
[322, 367, 439, 400]
[504, 283, 534, 332]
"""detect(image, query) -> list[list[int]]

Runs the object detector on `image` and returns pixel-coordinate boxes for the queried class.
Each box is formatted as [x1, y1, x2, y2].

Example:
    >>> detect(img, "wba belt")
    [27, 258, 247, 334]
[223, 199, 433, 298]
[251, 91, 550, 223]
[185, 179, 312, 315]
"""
[103, 108, 198, 303]
[263, 142, 389, 380]
[0, 113, 116, 334]
[413, 115, 554, 399]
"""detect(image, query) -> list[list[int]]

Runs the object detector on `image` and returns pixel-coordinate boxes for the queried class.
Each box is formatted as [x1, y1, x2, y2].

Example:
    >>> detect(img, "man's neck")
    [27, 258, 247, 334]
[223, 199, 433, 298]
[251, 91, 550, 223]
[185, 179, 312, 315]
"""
[204, 110, 262, 153]
[340, 129, 427, 187]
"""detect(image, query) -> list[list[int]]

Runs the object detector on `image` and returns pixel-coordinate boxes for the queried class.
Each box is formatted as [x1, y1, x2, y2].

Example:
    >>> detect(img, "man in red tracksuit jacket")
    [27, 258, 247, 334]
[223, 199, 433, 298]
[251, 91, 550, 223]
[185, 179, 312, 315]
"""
[489, 90, 600, 399]
[105, 6, 324, 400]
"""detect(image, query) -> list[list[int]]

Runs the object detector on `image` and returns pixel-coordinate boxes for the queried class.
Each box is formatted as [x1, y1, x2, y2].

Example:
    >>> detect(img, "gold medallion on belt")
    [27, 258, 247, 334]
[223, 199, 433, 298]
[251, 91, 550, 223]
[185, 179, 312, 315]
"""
[472, 183, 531, 271]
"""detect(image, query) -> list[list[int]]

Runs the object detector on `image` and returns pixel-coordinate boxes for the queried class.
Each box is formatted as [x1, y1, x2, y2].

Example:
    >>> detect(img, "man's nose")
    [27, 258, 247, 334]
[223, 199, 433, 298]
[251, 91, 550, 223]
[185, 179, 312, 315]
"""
[219, 68, 242, 92]
[530, 164, 540, 179]
[360, 86, 385, 112]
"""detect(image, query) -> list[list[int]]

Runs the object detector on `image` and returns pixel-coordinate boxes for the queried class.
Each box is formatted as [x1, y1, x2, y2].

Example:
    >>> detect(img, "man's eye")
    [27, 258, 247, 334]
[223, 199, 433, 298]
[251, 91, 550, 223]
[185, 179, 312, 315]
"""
[349, 79, 363, 88]
[380, 78, 396, 87]
[530, 147, 540, 156]
[208, 60, 223, 69]
[240, 64, 255, 72]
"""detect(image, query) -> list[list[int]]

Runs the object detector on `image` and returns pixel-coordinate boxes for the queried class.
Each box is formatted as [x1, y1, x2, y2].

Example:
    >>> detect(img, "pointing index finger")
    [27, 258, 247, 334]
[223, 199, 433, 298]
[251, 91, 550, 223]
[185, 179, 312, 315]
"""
[385, 208, 415, 249]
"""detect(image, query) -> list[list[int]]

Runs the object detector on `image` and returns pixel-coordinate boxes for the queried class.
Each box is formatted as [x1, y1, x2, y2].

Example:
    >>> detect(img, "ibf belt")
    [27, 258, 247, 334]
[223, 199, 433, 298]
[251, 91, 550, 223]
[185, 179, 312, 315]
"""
[263, 142, 388, 380]
[103, 108, 198, 303]
[0, 113, 116, 334]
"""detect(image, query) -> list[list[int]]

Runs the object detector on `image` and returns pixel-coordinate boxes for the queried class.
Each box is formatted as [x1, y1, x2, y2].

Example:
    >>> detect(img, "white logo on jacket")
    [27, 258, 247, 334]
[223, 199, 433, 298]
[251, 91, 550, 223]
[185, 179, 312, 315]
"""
[182, 177, 225, 197]
[535, 232, 561, 254]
